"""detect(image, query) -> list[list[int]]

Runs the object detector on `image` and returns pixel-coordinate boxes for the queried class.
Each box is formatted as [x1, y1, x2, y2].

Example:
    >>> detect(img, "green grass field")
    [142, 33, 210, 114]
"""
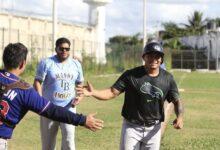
[8, 71, 220, 150]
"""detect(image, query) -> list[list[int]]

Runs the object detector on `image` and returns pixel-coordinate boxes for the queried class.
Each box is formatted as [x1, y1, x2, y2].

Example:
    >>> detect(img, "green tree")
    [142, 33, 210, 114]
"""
[109, 33, 141, 45]
[109, 35, 130, 44]
[162, 22, 186, 39]
[183, 10, 206, 35]
[128, 33, 141, 45]
[107, 33, 143, 71]
[215, 17, 220, 27]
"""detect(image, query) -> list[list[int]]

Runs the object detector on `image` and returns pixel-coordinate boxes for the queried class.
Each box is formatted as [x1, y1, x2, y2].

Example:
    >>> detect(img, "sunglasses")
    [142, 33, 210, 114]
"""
[58, 47, 70, 52]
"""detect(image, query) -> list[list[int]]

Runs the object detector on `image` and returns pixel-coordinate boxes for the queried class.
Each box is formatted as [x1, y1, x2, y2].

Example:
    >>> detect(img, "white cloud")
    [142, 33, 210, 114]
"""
[150, 0, 220, 4]
[149, 4, 194, 23]
[144, 2, 210, 32]
[58, 0, 88, 22]
[1, 0, 11, 9]
[104, 0, 220, 39]
[107, 7, 124, 20]
[3, 0, 220, 40]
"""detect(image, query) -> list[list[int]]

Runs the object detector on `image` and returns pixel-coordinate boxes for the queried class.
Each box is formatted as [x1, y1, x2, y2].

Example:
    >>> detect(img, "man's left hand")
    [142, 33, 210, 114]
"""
[72, 96, 83, 106]
[173, 117, 183, 129]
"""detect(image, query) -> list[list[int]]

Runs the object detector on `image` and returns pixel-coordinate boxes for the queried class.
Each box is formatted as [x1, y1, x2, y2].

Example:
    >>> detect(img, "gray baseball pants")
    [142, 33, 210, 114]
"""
[40, 107, 76, 150]
[0, 138, 7, 150]
[120, 119, 161, 150]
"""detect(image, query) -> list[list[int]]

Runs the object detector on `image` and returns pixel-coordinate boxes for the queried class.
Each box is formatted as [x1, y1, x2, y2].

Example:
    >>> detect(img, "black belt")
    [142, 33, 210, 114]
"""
[0, 136, 8, 140]
[127, 119, 160, 127]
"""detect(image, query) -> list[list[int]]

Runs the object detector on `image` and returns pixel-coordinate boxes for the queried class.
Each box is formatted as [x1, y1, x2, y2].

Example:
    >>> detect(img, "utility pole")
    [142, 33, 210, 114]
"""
[52, 0, 57, 53]
[143, 0, 147, 48]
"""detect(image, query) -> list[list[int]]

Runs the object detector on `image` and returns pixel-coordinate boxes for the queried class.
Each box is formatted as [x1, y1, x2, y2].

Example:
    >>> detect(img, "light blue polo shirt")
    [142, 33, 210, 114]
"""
[35, 56, 84, 107]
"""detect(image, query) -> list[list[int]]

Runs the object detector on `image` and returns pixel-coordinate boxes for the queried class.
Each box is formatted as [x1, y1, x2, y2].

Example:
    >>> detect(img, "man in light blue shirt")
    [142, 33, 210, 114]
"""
[34, 37, 83, 150]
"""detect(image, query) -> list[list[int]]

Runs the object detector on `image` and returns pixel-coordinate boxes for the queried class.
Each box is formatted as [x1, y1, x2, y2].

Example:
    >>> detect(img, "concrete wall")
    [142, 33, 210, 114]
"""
[0, 12, 99, 65]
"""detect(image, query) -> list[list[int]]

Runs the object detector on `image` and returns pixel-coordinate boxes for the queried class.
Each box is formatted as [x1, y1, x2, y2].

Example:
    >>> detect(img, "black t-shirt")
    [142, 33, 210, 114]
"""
[112, 66, 180, 124]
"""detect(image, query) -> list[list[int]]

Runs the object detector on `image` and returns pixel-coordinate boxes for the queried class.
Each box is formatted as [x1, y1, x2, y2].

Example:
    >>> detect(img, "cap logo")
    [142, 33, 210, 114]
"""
[153, 45, 161, 51]
[5, 72, 10, 77]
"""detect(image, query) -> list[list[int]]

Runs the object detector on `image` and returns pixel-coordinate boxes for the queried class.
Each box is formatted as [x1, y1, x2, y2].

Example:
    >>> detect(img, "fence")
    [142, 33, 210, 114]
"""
[171, 49, 220, 70]
[81, 43, 144, 75]
[0, 27, 101, 66]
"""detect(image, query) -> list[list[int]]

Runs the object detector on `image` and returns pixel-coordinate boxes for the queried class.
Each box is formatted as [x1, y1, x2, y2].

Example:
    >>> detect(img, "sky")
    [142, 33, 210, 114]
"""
[2, 0, 220, 41]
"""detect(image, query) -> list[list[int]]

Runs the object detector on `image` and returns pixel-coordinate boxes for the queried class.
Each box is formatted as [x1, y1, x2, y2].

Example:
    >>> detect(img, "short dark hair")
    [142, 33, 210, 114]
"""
[3, 43, 28, 70]
[55, 37, 71, 48]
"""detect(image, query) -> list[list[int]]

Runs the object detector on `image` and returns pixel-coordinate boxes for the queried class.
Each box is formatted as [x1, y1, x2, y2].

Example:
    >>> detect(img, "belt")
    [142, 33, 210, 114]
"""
[0, 136, 8, 140]
[127, 119, 160, 127]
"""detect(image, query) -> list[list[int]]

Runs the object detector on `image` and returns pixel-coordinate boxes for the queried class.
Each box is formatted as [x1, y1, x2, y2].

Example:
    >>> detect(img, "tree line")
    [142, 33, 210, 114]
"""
[108, 10, 220, 47]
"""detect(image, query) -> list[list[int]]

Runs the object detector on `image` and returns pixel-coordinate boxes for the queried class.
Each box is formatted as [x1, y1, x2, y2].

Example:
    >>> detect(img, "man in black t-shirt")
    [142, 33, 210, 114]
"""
[77, 42, 184, 150]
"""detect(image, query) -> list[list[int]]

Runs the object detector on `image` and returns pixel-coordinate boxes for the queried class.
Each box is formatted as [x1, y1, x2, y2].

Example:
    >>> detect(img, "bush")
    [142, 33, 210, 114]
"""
[21, 60, 38, 83]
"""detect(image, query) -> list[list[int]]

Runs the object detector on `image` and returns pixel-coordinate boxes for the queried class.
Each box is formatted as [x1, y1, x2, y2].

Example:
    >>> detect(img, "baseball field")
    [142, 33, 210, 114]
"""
[8, 71, 220, 150]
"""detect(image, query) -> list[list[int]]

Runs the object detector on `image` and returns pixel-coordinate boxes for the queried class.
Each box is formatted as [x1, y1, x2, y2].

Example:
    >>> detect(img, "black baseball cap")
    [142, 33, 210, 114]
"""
[142, 42, 164, 57]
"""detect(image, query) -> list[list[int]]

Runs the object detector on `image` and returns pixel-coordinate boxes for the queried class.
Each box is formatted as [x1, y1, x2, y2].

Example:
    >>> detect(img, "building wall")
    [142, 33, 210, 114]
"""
[0, 12, 98, 66]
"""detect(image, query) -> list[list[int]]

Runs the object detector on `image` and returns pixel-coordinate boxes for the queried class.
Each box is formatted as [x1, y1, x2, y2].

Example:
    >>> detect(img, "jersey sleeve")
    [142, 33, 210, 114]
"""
[75, 60, 84, 84]
[165, 75, 180, 103]
[22, 88, 86, 126]
[22, 88, 51, 113]
[111, 71, 129, 92]
[35, 59, 47, 82]
[40, 103, 86, 126]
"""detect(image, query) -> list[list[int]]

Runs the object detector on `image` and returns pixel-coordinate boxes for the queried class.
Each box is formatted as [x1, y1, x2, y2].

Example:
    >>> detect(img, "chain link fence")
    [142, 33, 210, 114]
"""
[171, 49, 220, 70]
[0, 27, 101, 67]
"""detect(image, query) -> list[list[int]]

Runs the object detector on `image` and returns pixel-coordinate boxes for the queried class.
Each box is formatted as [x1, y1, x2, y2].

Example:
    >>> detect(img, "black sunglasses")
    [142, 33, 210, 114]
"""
[58, 47, 70, 51]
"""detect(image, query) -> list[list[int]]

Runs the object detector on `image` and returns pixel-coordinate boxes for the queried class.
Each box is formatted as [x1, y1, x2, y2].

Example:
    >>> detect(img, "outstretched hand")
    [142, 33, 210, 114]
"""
[76, 81, 94, 97]
[84, 113, 104, 132]
[73, 83, 85, 106]
[173, 117, 183, 129]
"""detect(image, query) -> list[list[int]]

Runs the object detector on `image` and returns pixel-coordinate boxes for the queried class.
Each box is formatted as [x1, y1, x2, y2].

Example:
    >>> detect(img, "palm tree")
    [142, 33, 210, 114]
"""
[183, 11, 206, 35]
[162, 22, 186, 39]
[215, 18, 220, 27]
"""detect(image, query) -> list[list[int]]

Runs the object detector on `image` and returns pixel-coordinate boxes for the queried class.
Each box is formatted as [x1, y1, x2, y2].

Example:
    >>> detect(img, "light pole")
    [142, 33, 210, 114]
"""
[143, 0, 147, 48]
[52, 0, 57, 53]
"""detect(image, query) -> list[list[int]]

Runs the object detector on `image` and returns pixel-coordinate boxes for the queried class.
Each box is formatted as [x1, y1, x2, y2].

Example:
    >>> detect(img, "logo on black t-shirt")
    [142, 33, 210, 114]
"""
[140, 82, 163, 99]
